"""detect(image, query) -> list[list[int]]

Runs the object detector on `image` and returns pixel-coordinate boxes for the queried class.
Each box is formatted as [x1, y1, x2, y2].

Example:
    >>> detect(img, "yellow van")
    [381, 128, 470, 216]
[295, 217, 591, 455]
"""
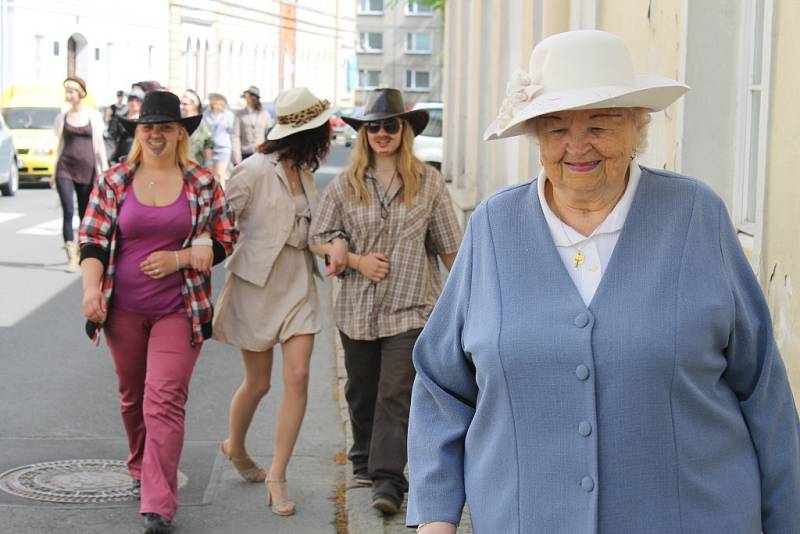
[0, 83, 97, 184]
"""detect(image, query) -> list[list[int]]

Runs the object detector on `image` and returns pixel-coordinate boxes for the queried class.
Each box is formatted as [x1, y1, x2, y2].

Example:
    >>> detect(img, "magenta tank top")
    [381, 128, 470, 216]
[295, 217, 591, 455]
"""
[113, 186, 192, 315]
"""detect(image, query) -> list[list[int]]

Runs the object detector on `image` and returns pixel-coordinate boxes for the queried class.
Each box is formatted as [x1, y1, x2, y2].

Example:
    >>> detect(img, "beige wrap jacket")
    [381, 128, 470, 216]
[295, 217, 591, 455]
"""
[224, 152, 321, 286]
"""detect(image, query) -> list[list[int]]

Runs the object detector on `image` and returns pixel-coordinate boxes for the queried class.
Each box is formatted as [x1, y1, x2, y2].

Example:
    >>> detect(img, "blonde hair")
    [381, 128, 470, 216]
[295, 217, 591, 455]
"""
[127, 123, 191, 167]
[345, 119, 424, 207]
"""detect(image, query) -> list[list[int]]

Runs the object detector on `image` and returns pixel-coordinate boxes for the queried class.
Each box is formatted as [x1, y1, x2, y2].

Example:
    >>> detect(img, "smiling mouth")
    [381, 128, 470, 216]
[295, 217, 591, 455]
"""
[565, 160, 601, 172]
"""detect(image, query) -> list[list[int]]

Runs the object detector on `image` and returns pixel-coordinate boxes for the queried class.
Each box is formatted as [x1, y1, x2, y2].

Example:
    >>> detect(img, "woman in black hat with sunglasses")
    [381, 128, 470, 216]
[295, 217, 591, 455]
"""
[309, 88, 462, 515]
[78, 91, 237, 534]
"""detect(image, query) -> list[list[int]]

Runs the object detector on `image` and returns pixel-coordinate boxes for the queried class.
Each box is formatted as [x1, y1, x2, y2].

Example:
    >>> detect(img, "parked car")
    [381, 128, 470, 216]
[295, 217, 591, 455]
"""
[412, 102, 443, 174]
[0, 112, 20, 196]
[330, 107, 358, 147]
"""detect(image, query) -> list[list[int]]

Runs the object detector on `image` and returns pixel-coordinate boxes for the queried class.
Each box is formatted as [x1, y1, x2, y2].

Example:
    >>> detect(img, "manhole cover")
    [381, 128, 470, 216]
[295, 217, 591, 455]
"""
[0, 459, 187, 504]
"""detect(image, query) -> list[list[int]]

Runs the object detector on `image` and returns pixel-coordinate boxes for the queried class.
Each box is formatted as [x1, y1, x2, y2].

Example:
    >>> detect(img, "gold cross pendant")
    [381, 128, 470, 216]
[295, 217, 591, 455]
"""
[573, 251, 585, 269]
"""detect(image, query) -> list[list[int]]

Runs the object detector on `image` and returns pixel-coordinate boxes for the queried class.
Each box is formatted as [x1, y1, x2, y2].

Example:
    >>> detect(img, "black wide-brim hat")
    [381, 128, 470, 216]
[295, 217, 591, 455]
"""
[342, 88, 429, 136]
[120, 91, 202, 136]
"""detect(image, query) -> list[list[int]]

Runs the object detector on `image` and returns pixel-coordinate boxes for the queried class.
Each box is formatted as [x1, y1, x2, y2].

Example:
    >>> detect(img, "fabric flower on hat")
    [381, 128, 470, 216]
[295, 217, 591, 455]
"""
[496, 69, 542, 129]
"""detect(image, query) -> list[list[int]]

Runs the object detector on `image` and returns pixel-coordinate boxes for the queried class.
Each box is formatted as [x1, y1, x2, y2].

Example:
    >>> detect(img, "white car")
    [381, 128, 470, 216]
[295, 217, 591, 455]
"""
[0, 113, 20, 197]
[412, 102, 443, 174]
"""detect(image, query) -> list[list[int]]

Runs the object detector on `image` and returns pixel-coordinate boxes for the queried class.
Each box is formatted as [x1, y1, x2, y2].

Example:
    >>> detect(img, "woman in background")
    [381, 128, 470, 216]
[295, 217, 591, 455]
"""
[203, 92, 235, 187]
[180, 89, 213, 167]
[53, 76, 108, 272]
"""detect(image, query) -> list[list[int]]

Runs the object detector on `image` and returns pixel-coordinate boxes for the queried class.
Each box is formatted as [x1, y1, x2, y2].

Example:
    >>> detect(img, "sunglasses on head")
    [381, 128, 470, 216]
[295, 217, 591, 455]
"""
[365, 118, 401, 135]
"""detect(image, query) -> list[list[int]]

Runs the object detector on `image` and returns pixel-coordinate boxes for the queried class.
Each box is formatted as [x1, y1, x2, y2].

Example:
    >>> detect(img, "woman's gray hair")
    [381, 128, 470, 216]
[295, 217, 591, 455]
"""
[526, 107, 652, 155]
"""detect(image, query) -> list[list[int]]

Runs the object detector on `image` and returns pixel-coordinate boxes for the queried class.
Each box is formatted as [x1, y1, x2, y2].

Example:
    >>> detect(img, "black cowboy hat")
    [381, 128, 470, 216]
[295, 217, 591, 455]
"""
[120, 91, 202, 136]
[342, 88, 429, 136]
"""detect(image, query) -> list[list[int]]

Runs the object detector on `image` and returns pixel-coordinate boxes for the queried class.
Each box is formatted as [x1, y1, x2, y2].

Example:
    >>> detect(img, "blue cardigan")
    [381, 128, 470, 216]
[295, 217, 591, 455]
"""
[407, 168, 800, 533]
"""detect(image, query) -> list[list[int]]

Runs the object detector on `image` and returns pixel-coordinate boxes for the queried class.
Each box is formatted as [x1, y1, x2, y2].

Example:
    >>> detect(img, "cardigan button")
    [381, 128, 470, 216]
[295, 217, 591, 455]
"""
[578, 421, 592, 437]
[581, 476, 595, 492]
[574, 313, 590, 328]
[575, 365, 590, 380]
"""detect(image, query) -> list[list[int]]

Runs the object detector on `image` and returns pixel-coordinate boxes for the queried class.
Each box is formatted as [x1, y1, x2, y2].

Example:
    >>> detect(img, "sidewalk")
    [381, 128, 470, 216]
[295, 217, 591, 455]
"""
[0, 270, 344, 533]
[330, 284, 473, 534]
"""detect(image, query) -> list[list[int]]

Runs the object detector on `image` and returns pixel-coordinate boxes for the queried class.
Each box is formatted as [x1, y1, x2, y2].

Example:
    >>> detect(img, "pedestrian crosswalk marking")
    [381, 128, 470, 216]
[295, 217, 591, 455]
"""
[0, 212, 25, 224]
[17, 216, 79, 236]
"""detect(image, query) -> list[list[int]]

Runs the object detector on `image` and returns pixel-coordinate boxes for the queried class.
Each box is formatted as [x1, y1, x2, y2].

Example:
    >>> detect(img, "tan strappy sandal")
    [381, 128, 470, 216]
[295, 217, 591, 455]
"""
[220, 440, 267, 482]
[265, 476, 296, 516]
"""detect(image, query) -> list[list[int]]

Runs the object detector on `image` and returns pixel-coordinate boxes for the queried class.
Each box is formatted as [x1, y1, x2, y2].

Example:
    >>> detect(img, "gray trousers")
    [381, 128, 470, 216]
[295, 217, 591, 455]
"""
[340, 328, 422, 503]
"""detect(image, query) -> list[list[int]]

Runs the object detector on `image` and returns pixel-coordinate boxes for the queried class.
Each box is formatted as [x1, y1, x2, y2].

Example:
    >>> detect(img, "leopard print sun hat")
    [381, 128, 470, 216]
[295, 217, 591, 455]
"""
[267, 87, 335, 141]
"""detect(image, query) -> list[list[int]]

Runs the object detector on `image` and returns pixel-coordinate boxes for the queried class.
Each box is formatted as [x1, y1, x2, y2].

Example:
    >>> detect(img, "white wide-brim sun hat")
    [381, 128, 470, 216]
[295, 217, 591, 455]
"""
[267, 86, 335, 141]
[484, 30, 689, 141]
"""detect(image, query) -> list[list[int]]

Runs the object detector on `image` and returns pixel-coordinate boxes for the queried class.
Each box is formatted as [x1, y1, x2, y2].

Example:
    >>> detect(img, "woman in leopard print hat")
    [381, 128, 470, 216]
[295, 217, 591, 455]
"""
[212, 87, 334, 516]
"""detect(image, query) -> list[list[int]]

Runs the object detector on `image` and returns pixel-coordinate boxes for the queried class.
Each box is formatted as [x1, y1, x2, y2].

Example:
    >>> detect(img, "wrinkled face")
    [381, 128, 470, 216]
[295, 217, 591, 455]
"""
[127, 98, 142, 116]
[366, 118, 403, 156]
[136, 122, 183, 159]
[179, 96, 197, 117]
[64, 88, 81, 105]
[534, 108, 638, 195]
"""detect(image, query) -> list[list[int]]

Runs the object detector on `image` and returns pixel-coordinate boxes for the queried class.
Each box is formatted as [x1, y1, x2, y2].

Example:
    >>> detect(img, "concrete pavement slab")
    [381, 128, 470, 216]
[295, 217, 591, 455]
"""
[0, 262, 345, 532]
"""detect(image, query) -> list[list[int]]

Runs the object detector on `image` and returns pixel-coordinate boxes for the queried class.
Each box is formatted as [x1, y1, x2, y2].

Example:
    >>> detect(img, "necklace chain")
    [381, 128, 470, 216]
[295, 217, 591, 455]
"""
[379, 170, 396, 206]
[557, 216, 585, 269]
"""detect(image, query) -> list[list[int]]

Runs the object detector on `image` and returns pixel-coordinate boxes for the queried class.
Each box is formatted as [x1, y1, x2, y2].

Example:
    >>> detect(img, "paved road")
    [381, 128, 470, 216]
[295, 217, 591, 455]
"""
[0, 145, 351, 533]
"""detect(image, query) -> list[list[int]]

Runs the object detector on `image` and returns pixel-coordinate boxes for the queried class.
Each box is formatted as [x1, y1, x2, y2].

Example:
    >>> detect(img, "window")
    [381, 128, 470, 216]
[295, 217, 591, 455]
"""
[405, 32, 433, 54]
[405, 70, 430, 91]
[53, 41, 60, 56]
[735, 0, 773, 235]
[95, 48, 100, 61]
[358, 32, 383, 53]
[358, 69, 381, 89]
[406, 1, 433, 15]
[359, 0, 383, 14]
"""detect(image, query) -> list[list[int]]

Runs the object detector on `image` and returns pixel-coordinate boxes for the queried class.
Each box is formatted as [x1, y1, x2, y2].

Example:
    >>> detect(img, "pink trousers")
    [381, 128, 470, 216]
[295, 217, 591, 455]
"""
[104, 308, 201, 520]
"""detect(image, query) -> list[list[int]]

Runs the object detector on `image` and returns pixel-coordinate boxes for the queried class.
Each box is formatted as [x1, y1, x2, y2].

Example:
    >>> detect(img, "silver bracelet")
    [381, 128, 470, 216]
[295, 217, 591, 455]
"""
[192, 237, 213, 247]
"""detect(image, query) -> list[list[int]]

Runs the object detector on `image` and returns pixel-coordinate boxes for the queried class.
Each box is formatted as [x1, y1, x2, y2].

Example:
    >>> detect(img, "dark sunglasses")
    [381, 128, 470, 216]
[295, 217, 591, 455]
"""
[365, 118, 401, 135]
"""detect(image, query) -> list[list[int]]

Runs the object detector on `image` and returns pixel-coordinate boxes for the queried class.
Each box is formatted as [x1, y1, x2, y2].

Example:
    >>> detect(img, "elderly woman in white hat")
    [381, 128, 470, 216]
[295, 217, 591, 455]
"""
[407, 30, 800, 534]
[212, 86, 333, 516]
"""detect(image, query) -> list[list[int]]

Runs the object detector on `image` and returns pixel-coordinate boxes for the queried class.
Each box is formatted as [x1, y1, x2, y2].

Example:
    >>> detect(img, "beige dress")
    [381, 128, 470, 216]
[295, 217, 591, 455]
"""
[213, 193, 321, 351]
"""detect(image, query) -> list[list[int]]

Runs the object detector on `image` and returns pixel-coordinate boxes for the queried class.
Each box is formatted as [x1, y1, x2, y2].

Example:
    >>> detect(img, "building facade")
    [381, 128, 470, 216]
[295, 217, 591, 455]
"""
[441, 0, 800, 402]
[355, 0, 443, 106]
[169, 0, 357, 107]
[0, 0, 356, 108]
[0, 0, 170, 104]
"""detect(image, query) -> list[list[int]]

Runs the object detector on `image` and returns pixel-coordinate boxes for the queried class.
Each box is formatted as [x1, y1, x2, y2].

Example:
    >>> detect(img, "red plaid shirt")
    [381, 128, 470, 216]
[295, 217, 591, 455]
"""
[79, 160, 238, 345]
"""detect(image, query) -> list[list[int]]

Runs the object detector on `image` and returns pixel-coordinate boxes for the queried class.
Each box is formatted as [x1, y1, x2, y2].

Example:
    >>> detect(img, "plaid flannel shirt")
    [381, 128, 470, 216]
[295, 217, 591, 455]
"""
[79, 160, 238, 345]
[309, 165, 462, 340]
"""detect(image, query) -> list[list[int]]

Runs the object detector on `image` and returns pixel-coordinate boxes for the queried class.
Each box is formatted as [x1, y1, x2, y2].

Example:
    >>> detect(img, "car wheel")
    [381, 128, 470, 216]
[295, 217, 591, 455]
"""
[0, 162, 18, 197]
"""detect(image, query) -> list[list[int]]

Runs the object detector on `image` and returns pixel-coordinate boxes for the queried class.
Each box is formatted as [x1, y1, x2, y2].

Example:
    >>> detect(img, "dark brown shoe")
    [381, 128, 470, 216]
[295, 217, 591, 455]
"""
[143, 513, 173, 534]
[371, 493, 399, 515]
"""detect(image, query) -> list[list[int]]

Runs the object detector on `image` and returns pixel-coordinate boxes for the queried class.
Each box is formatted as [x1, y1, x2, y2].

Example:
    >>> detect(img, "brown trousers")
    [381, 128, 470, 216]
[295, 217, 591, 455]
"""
[340, 328, 422, 502]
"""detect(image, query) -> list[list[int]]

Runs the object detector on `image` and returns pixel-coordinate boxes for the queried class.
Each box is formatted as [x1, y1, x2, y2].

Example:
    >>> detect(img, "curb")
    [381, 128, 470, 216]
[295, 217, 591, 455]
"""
[334, 323, 388, 533]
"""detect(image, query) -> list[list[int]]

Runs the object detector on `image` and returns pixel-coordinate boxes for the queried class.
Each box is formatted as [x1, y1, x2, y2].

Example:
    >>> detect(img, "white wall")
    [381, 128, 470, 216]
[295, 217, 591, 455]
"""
[4, 0, 169, 105]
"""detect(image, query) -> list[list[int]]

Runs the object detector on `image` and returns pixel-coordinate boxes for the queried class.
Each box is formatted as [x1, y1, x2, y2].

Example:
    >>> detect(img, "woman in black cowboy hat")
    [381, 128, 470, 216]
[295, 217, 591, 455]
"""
[78, 91, 237, 534]
[309, 87, 462, 515]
